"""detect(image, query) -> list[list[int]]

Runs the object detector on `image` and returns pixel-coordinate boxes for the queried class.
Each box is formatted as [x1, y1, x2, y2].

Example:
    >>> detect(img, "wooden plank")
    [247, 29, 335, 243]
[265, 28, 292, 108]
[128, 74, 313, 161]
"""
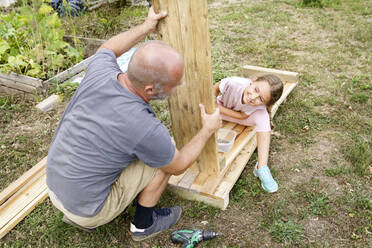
[153, 0, 219, 176]
[221, 121, 236, 131]
[168, 171, 187, 185]
[0, 72, 42, 87]
[43, 56, 94, 86]
[214, 137, 257, 201]
[232, 124, 246, 135]
[0, 81, 37, 93]
[167, 184, 227, 210]
[270, 82, 297, 118]
[0, 188, 48, 239]
[0, 173, 47, 230]
[168, 137, 258, 210]
[177, 170, 200, 189]
[0, 168, 44, 212]
[0, 85, 27, 95]
[0, 157, 47, 206]
[242, 65, 298, 84]
[193, 126, 256, 195]
[223, 126, 256, 171]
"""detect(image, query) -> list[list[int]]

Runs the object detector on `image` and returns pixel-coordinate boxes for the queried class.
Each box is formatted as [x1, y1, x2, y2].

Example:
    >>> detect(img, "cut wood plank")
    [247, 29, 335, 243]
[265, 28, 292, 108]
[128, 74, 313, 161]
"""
[0, 168, 44, 212]
[222, 126, 256, 171]
[232, 124, 246, 135]
[154, 0, 219, 176]
[167, 184, 226, 209]
[0, 157, 47, 206]
[194, 127, 256, 195]
[168, 170, 187, 185]
[242, 65, 298, 84]
[221, 121, 236, 131]
[270, 83, 297, 118]
[0, 188, 48, 239]
[214, 137, 257, 200]
[177, 170, 200, 189]
[0, 173, 47, 230]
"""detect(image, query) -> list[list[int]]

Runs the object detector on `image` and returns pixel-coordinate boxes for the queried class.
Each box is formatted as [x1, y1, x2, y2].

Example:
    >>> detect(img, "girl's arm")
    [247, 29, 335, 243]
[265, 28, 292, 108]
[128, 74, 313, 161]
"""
[215, 80, 249, 119]
[218, 105, 249, 119]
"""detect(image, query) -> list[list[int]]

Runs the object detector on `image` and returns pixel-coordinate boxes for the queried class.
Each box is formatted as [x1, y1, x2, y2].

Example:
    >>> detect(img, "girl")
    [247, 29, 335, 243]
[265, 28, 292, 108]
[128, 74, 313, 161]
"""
[214, 75, 283, 193]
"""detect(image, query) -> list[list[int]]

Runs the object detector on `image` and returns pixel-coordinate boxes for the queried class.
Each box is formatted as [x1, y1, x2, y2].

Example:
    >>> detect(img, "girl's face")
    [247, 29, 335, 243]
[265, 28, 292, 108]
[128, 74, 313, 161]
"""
[242, 80, 271, 106]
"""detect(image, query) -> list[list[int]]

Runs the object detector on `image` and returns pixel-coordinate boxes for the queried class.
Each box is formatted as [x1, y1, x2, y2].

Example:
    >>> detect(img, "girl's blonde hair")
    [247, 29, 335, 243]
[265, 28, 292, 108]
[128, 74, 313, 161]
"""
[254, 74, 284, 129]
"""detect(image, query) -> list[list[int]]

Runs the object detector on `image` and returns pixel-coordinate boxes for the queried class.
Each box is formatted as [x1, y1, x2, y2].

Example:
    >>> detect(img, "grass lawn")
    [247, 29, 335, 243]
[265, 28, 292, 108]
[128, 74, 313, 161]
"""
[1, 0, 371, 247]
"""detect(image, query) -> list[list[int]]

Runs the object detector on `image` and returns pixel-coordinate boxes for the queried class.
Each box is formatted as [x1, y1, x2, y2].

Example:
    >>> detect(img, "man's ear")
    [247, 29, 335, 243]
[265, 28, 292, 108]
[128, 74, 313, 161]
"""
[144, 84, 155, 96]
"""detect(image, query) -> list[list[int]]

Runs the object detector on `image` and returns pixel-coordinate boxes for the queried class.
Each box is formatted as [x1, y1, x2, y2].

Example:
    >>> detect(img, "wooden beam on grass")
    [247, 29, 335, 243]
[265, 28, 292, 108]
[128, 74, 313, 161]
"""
[0, 157, 47, 206]
[153, 0, 219, 176]
[0, 171, 47, 239]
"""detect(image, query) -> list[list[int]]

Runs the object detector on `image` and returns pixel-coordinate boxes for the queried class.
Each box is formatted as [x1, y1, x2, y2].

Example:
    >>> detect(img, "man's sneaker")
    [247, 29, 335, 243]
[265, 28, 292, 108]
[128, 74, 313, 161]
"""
[130, 206, 182, 241]
[253, 163, 278, 193]
[62, 215, 96, 233]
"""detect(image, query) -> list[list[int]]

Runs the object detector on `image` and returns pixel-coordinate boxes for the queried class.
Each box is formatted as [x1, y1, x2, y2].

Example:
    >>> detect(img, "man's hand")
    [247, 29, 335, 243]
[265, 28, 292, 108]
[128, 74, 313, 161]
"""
[97, 6, 167, 57]
[160, 104, 221, 175]
[199, 104, 221, 135]
[144, 6, 168, 33]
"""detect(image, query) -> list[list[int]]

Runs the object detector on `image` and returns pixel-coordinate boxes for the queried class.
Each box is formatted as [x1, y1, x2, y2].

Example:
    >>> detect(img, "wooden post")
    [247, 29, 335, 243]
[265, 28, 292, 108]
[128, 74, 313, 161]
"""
[153, 0, 219, 177]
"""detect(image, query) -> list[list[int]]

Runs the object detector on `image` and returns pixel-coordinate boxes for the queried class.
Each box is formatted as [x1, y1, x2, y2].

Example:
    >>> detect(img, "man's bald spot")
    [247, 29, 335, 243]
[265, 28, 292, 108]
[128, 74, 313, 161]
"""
[127, 41, 184, 88]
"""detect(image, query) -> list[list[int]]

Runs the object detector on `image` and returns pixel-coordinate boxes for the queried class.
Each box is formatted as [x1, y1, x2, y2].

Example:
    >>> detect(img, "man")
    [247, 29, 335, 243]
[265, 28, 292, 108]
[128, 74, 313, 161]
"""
[46, 7, 221, 241]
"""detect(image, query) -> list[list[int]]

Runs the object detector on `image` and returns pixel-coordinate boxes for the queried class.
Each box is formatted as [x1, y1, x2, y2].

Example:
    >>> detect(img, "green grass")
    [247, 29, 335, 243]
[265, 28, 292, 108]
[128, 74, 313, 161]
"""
[305, 192, 332, 216]
[269, 220, 304, 244]
[343, 135, 372, 177]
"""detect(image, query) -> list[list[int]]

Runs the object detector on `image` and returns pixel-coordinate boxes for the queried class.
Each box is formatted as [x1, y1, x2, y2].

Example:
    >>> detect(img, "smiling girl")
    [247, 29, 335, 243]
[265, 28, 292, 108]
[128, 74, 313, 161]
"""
[214, 75, 283, 193]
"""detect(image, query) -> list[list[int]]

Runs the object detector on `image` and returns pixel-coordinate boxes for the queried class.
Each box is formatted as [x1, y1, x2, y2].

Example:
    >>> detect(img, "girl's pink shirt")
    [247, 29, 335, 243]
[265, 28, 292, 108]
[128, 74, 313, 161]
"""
[217, 77, 271, 132]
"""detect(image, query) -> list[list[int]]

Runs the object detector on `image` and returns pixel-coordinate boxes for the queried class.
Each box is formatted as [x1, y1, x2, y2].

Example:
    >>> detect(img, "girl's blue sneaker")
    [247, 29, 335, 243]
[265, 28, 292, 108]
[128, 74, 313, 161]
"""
[253, 163, 278, 193]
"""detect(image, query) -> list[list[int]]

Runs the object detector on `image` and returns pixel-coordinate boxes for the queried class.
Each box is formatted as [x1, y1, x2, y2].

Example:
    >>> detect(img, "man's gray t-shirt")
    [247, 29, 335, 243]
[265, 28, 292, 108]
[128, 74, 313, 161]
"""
[46, 49, 175, 217]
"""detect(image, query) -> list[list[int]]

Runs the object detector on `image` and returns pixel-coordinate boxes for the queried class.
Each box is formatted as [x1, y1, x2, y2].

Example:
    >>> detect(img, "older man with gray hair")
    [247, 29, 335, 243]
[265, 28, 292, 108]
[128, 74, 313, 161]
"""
[46, 7, 221, 241]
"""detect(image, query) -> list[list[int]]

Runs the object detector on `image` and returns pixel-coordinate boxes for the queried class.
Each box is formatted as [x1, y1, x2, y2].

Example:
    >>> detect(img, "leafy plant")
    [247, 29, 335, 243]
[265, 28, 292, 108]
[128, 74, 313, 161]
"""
[50, 81, 79, 98]
[0, 1, 83, 80]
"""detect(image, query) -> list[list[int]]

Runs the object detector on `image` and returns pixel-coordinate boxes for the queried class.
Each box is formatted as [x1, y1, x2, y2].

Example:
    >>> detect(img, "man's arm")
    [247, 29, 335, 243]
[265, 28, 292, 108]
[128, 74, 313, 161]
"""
[97, 7, 167, 57]
[160, 104, 221, 175]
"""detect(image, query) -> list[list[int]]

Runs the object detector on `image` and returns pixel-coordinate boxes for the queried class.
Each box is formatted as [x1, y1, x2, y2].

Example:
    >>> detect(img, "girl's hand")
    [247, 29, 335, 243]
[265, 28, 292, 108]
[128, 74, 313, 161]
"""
[144, 6, 168, 33]
[199, 104, 221, 135]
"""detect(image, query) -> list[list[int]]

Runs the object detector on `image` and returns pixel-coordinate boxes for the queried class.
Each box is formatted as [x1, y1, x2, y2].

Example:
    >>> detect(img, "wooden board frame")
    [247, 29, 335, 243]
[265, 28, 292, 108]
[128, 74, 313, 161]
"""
[0, 55, 93, 95]
[167, 65, 298, 209]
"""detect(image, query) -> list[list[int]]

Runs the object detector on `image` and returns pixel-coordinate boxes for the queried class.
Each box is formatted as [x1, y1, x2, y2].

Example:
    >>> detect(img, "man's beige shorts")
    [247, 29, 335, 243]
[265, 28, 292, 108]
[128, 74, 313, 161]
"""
[48, 160, 159, 229]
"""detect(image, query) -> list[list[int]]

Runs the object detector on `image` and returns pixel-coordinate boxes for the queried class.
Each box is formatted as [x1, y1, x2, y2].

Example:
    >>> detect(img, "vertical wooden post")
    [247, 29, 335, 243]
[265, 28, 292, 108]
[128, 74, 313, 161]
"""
[153, 0, 219, 177]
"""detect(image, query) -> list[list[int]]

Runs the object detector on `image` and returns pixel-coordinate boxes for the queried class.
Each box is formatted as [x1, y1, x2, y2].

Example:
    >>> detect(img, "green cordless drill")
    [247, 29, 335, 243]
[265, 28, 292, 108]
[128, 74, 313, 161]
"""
[171, 229, 222, 248]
